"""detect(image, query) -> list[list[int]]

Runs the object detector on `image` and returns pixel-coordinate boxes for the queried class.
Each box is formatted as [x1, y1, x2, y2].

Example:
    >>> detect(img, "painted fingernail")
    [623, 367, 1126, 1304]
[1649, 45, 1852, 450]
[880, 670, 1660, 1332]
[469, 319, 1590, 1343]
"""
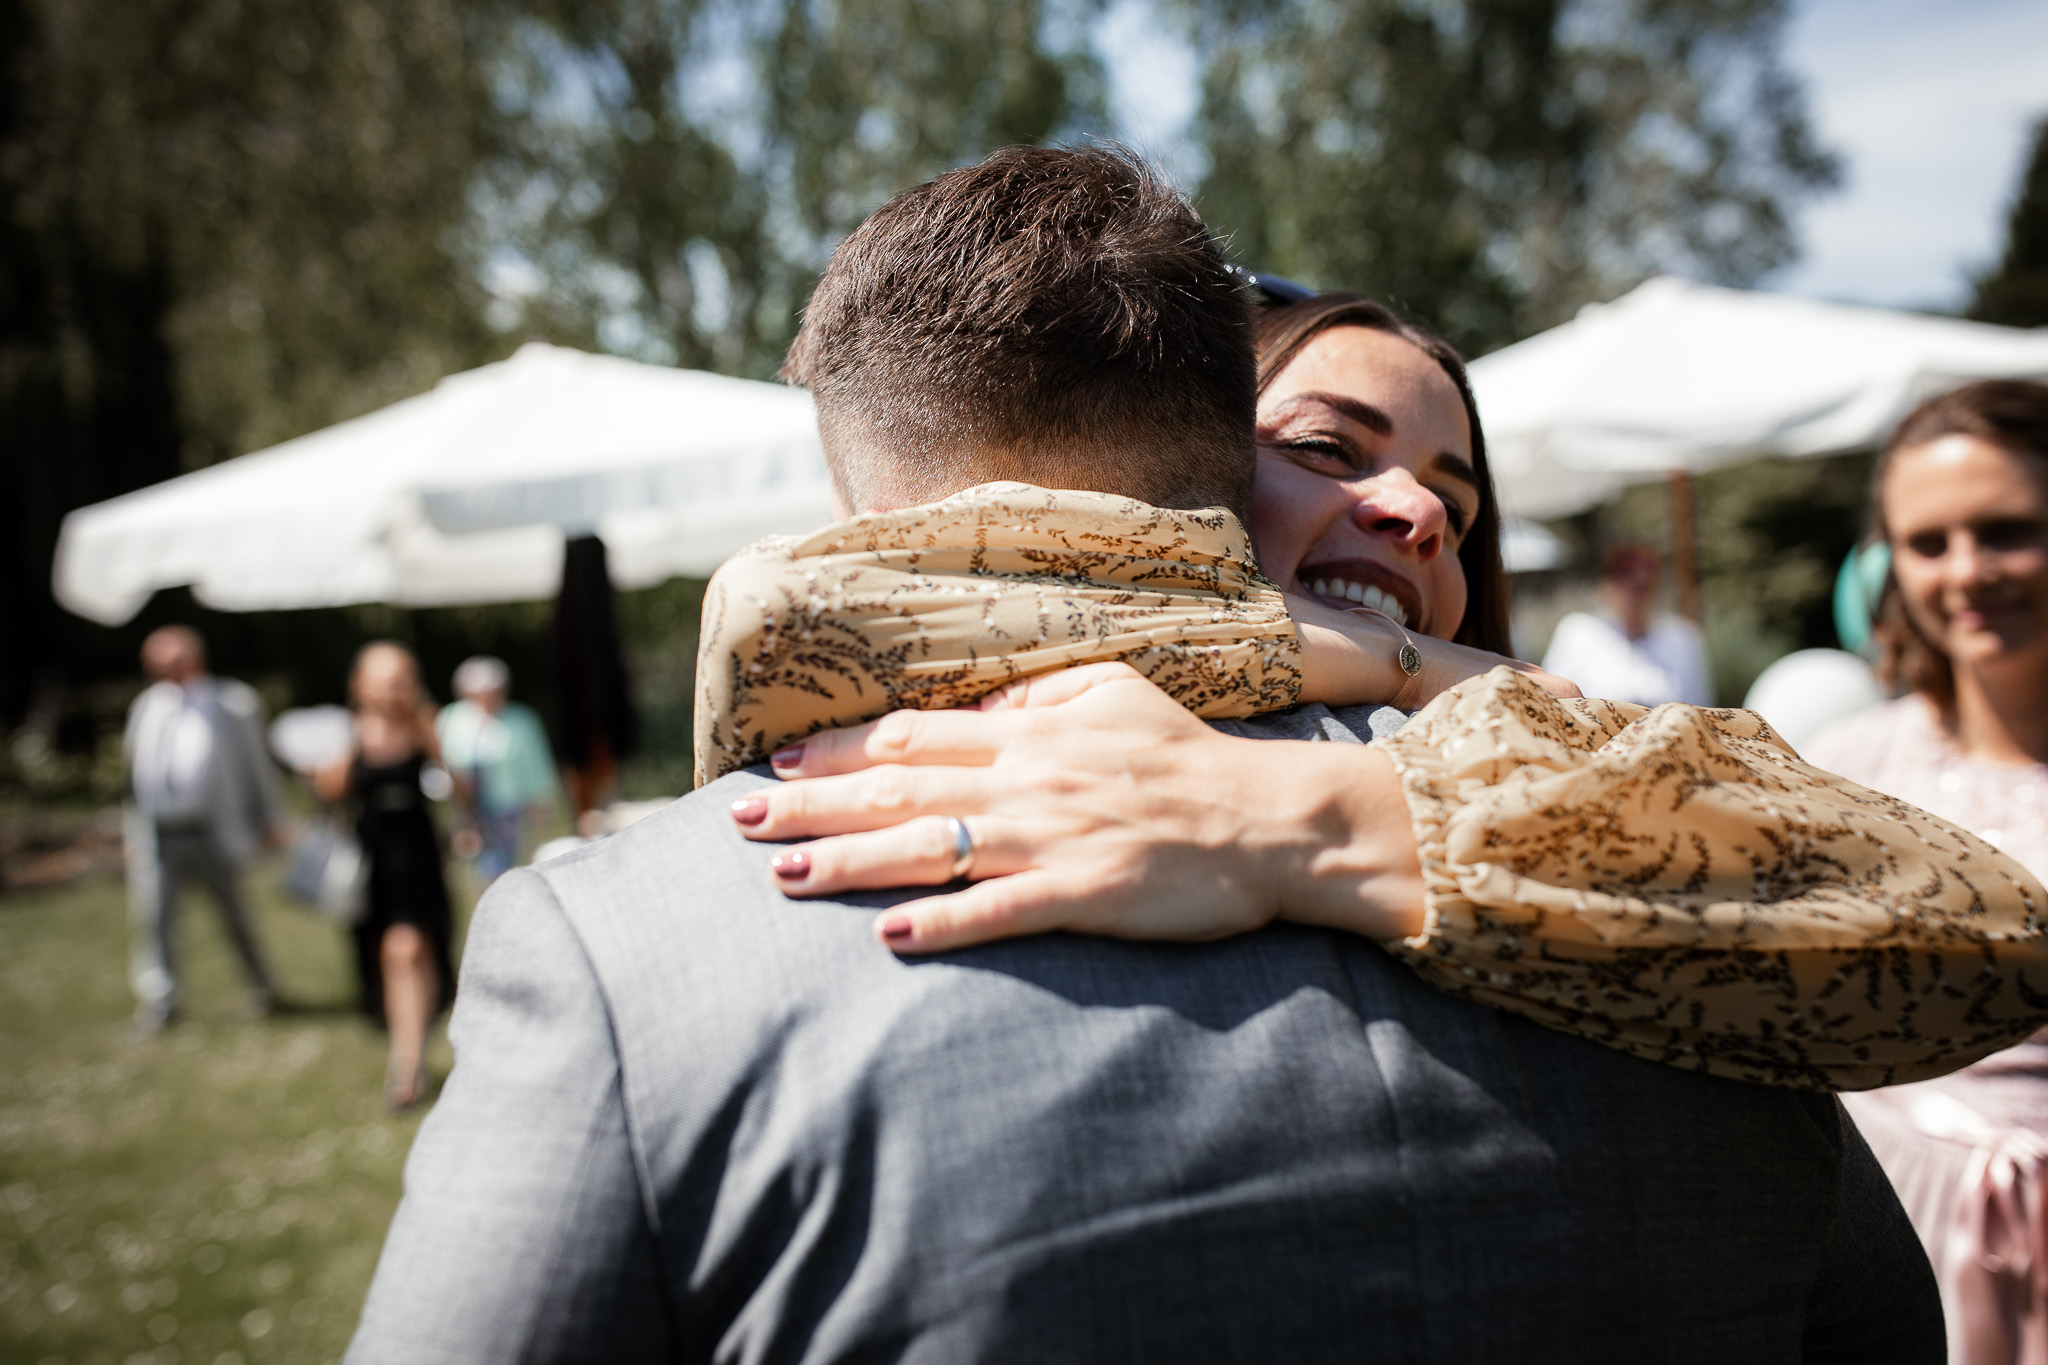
[770, 744, 805, 770]
[771, 851, 809, 880]
[878, 914, 913, 942]
[730, 797, 768, 826]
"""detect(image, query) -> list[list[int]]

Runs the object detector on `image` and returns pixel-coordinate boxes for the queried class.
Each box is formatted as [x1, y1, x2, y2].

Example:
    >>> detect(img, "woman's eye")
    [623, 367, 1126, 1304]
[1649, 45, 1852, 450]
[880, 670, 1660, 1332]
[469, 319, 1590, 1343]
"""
[1284, 437, 1354, 469]
[1977, 518, 2048, 551]
[1905, 531, 1947, 559]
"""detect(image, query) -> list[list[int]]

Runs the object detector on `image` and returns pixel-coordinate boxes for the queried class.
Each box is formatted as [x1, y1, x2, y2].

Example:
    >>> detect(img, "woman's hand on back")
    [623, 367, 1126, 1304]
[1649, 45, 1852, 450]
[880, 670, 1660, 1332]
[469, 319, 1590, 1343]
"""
[728, 663, 1425, 954]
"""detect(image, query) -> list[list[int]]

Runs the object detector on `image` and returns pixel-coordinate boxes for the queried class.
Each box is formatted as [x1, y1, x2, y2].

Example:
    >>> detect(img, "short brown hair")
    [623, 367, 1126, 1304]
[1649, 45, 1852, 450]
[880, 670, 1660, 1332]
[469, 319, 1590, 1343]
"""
[1869, 379, 2048, 706]
[783, 145, 1256, 522]
[1252, 294, 1513, 656]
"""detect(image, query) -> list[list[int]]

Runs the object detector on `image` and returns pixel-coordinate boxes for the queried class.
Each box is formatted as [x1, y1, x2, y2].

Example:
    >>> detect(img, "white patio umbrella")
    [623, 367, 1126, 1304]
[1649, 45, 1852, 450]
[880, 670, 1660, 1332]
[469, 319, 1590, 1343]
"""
[1472, 276, 2048, 523]
[53, 342, 832, 625]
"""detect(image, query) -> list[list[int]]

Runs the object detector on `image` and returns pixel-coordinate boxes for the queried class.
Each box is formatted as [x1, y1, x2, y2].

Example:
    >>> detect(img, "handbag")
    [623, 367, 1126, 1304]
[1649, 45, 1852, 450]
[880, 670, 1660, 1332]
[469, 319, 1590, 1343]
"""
[288, 820, 369, 926]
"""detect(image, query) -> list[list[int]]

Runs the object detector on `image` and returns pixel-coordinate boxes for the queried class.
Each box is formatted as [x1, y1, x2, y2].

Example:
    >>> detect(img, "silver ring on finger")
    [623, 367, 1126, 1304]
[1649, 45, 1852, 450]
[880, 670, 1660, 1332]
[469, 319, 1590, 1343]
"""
[945, 816, 976, 881]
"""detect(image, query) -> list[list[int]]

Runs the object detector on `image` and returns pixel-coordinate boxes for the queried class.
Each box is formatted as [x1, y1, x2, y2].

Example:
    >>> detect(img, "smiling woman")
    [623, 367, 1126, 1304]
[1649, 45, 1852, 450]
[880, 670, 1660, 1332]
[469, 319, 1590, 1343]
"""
[701, 298, 2048, 1091]
[1246, 294, 1503, 652]
[1808, 380, 2048, 858]
[692, 292, 1547, 784]
[1801, 381, 2048, 1359]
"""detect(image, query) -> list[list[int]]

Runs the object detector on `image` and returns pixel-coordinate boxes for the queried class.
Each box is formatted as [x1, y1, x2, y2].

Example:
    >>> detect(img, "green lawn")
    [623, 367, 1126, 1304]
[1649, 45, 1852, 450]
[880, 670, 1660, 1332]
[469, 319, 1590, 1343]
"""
[1, 855, 478, 1365]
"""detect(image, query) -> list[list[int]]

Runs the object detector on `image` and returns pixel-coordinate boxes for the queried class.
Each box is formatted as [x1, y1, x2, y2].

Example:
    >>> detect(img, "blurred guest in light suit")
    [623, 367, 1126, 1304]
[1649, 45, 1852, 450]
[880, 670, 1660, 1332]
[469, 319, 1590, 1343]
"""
[123, 625, 284, 1036]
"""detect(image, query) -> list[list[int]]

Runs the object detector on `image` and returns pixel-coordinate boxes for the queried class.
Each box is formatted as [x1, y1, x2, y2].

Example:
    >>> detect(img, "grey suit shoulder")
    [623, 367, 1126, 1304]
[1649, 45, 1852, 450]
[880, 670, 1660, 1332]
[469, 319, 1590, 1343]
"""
[351, 706, 1940, 1364]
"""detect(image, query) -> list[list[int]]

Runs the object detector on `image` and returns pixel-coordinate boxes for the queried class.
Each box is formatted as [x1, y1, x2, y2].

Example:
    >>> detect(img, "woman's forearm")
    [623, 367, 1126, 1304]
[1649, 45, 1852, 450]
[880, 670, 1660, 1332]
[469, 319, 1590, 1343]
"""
[1292, 595, 1580, 706]
[312, 757, 352, 804]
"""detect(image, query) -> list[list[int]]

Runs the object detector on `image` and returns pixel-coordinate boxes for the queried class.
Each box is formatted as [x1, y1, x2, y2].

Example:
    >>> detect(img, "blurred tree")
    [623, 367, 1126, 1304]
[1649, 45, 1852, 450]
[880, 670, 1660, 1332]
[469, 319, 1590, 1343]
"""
[480, 0, 1099, 376]
[6, 0, 1842, 761]
[1969, 115, 2048, 329]
[473, 0, 772, 372]
[1185, 0, 1839, 355]
[763, 0, 1095, 248]
[1, 0, 501, 729]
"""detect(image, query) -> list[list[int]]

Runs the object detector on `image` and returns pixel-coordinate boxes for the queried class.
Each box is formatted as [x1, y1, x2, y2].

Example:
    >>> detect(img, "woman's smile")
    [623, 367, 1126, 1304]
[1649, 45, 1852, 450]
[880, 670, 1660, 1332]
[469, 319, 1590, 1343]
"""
[1295, 559, 1420, 626]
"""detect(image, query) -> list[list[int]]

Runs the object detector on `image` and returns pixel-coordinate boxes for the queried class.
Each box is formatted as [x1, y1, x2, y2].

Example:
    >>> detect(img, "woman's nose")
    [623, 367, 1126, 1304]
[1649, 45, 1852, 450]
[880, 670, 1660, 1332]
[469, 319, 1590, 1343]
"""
[1348, 471, 1446, 561]
[1946, 533, 1995, 587]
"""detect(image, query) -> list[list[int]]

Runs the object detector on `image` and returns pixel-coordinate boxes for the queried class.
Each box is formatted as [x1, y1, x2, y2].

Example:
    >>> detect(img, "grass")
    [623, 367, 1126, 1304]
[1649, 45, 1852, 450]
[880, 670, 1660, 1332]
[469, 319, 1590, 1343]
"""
[0, 853, 479, 1365]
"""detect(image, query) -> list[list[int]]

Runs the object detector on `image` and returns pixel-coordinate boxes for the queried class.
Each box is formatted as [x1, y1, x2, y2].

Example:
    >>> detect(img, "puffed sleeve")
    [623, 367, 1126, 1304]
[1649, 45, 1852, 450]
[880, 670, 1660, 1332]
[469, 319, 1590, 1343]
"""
[693, 535, 1299, 786]
[1374, 667, 2048, 1090]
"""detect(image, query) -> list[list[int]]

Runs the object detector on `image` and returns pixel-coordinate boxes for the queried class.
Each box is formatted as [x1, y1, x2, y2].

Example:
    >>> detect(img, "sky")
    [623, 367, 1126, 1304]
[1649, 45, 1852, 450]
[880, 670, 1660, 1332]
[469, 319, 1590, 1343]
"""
[1093, 0, 2048, 312]
[1778, 0, 2048, 308]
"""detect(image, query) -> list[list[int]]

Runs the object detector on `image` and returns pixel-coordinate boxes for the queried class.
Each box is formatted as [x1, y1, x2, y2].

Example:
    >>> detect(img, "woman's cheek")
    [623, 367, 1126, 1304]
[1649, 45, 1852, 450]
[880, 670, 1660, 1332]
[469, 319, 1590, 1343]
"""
[1428, 559, 1468, 642]
[1896, 562, 1959, 650]
[2016, 548, 2048, 599]
[1249, 461, 1323, 588]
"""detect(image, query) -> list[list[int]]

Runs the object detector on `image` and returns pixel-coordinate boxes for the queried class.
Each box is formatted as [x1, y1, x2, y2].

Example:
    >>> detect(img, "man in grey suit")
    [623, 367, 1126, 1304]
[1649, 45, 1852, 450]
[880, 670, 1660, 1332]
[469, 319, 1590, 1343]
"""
[349, 148, 1941, 1362]
[124, 625, 283, 1033]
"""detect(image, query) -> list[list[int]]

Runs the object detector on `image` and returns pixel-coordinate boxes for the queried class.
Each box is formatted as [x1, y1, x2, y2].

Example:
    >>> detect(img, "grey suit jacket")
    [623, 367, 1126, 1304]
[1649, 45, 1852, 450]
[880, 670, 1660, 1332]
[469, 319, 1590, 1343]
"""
[349, 706, 1941, 1364]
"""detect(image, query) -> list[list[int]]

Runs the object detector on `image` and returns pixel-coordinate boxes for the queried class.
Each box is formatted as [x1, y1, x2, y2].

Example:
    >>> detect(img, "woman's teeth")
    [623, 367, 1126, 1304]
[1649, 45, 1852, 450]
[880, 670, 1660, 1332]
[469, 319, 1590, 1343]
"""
[1311, 577, 1409, 627]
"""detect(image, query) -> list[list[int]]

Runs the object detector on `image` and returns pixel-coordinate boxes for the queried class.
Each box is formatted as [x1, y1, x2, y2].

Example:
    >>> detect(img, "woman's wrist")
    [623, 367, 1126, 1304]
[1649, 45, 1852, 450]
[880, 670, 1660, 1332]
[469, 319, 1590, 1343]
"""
[1293, 595, 1582, 707]
[1293, 598, 1409, 704]
[1246, 739, 1426, 942]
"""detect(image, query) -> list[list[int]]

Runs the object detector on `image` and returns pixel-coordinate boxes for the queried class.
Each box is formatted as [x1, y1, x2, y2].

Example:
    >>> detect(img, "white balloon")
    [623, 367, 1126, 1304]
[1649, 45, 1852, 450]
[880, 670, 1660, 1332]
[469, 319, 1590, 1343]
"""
[1742, 649, 1888, 752]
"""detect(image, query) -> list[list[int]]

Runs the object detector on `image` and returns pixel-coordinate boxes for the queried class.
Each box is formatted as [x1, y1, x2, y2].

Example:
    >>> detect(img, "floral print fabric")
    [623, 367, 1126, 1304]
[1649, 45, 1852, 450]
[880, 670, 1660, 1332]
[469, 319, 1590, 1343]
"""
[693, 483, 2048, 1089]
[1377, 671, 2048, 1090]
[694, 483, 1301, 784]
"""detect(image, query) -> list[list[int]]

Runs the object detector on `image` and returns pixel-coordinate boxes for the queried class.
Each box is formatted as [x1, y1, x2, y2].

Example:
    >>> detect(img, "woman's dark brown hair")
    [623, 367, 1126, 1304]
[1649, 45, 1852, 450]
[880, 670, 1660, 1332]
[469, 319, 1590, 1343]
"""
[1868, 379, 2048, 708]
[1252, 293, 1513, 656]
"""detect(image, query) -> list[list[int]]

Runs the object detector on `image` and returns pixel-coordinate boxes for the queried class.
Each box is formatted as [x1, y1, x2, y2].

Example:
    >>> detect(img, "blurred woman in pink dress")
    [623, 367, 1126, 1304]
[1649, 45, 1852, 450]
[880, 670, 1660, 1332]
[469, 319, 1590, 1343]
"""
[1808, 379, 2048, 1365]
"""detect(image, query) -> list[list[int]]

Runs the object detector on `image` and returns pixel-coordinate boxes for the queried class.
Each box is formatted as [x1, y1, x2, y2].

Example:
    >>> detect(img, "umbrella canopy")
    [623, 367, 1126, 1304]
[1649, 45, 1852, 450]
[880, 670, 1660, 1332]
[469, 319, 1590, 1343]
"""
[54, 342, 832, 625]
[1471, 277, 2048, 521]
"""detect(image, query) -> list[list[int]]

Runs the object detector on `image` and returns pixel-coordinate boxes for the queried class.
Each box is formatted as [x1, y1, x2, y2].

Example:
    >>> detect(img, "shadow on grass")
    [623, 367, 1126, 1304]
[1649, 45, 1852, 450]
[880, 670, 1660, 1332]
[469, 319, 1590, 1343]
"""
[268, 996, 365, 1021]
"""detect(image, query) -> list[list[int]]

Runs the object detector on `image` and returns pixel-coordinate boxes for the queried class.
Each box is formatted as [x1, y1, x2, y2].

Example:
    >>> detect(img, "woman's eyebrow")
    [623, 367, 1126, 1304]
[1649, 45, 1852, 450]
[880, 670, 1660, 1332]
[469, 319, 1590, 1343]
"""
[1269, 391, 1393, 436]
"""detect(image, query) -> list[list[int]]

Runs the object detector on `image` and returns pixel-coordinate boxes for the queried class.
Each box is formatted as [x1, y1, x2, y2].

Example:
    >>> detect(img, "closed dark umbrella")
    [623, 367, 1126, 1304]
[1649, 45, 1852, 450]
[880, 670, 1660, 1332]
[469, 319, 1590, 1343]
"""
[552, 535, 638, 818]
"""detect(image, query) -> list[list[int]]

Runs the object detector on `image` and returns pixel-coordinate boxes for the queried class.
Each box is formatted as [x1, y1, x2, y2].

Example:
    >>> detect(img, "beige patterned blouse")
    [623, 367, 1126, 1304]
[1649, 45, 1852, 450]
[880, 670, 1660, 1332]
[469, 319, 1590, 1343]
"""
[1379, 675, 2048, 1090]
[695, 483, 2048, 1089]
[695, 483, 1302, 785]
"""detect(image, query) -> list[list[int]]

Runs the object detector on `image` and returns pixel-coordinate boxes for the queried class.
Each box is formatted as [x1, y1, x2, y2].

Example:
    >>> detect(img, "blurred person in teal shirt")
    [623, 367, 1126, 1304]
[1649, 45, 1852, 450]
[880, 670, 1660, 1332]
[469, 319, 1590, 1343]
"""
[438, 656, 559, 883]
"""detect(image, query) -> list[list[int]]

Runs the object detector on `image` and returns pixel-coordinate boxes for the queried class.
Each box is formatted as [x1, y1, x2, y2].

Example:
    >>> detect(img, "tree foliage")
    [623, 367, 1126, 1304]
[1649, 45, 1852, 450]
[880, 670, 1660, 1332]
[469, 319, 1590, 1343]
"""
[4, 0, 1836, 740]
[1970, 115, 2048, 329]
[479, 0, 1095, 375]
[1186, 0, 1839, 354]
[1, 0, 500, 726]
[5, 0, 497, 464]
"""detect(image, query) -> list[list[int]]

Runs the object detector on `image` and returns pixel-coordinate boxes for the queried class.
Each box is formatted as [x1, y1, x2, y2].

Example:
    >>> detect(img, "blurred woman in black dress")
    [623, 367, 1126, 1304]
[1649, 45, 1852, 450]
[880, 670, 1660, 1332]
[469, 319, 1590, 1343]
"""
[316, 642, 455, 1110]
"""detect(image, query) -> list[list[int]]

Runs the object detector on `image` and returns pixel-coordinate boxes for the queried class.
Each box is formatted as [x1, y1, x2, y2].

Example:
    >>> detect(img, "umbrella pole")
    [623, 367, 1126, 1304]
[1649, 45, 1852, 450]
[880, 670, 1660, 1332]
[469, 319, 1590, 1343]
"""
[1667, 469, 1703, 625]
